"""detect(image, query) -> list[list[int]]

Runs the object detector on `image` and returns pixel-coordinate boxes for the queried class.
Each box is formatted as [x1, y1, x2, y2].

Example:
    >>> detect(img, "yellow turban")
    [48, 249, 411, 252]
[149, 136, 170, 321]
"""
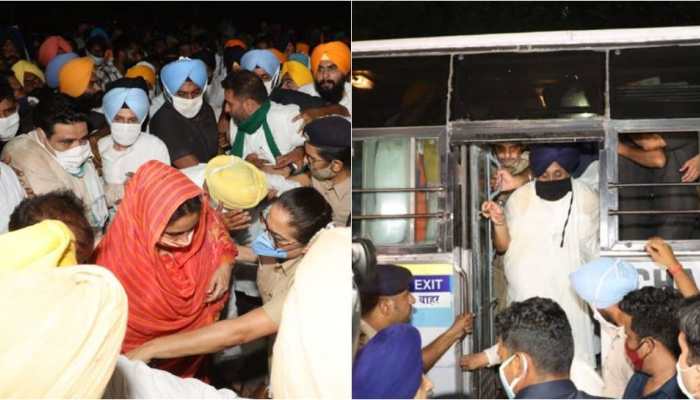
[311, 41, 350, 75]
[281, 60, 313, 88]
[11, 60, 46, 86]
[125, 64, 156, 88]
[0, 220, 77, 276]
[59, 57, 95, 98]
[205, 155, 268, 210]
[0, 265, 128, 398]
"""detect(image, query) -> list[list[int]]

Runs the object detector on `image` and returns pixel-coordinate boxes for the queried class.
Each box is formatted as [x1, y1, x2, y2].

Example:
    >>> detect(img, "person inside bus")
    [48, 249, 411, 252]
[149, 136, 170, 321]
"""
[358, 264, 474, 373]
[488, 142, 531, 318]
[123, 188, 332, 373]
[57, 56, 107, 134]
[481, 143, 599, 369]
[618, 132, 700, 241]
[353, 323, 434, 399]
[619, 286, 684, 399]
[495, 297, 595, 399]
[676, 295, 700, 399]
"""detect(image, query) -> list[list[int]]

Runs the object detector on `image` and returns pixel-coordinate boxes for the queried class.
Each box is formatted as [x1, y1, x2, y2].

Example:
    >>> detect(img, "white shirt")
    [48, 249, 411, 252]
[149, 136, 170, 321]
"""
[98, 133, 170, 185]
[0, 162, 25, 233]
[228, 101, 305, 165]
[593, 309, 634, 398]
[298, 81, 352, 113]
[104, 355, 238, 399]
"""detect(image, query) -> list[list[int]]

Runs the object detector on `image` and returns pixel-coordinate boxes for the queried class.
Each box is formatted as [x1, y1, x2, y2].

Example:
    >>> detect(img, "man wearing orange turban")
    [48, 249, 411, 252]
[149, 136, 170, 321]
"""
[37, 35, 73, 67]
[58, 57, 107, 133]
[299, 41, 351, 114]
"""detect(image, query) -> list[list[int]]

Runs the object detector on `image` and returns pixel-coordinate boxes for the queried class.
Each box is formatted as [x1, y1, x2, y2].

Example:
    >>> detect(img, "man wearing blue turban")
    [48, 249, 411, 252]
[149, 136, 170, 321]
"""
[353, 324, 434, 399]
[240, 49, 280, 95]
[570, 257, 638, 397]
[149, 57, 218, 169]
[98, 78, 170, 204]
[481, 143, 600, 369]
[46, 52, 78, 89]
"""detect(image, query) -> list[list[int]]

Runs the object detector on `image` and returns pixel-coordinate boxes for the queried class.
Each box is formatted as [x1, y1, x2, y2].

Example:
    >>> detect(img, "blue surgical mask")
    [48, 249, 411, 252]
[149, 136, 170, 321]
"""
[252, 231, 288, 259]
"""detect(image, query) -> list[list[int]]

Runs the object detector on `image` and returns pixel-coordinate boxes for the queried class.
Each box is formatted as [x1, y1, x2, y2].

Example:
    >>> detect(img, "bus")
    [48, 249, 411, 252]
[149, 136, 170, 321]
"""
[351, 26, 700, 397]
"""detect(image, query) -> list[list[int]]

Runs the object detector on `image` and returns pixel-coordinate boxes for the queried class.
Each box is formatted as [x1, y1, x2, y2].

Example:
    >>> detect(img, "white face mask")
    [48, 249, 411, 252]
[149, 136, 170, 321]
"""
[499, 354, 528, 399]
[592, 308, 623, 337]
[0, 111, 20, 141]
[87, 51, 104, 66]
[54, 142, 92, 176]
[166, 82, 207, 119]
[111, 122, 141, 147]
[677, 361, 700, 399]
[172, 94, 204, 118]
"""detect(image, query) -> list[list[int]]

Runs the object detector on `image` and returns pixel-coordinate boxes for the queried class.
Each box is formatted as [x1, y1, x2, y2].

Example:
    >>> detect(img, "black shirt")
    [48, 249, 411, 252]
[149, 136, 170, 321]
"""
[150, 101, 218, 164]
[517, 379, 600, 399]
[623, 372, 683, 399]
[269, 88, 329, 112]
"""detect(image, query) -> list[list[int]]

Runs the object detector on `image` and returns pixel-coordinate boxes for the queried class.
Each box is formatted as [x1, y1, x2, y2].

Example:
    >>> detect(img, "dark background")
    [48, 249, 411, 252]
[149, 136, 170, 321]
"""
[353, 2, 700, 41]
[0, 2, 350, 36]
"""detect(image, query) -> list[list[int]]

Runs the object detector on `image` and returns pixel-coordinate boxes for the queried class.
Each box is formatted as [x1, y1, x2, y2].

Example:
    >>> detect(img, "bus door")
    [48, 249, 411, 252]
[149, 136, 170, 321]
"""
[352, 127, 470, 396]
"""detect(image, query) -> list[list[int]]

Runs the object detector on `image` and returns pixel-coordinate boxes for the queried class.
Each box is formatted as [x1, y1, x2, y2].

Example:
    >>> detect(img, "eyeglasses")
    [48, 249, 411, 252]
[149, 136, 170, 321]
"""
[260, 214, 300, 248]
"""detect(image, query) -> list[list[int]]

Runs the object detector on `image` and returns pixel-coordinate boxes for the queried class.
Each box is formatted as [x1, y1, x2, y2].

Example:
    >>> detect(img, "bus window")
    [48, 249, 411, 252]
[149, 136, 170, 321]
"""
[617, 131, 700, 241]
[352, 56, 450, 128]
[450, 51, 605, 121]
[352, 137, 441, 246]
[611, 46, 700, 119]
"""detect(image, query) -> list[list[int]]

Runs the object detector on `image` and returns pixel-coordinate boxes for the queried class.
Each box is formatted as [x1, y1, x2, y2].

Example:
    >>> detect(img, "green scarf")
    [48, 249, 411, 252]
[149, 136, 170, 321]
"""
[229, 100, 282, 159]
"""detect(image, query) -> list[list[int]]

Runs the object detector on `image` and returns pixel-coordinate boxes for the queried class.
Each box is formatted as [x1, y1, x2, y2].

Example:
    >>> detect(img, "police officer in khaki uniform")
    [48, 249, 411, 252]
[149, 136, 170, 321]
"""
[299, 116, 351, 226]
[359, 264, 473, 372]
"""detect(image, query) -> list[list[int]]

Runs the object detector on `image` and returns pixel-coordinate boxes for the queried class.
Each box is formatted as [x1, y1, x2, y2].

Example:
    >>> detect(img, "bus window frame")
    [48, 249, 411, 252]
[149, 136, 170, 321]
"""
[601, 118, 700, 253]
[352, 126, 454, 255]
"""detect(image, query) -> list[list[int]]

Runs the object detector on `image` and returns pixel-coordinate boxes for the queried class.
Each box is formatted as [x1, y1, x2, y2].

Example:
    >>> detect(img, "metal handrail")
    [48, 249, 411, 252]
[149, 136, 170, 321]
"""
[352, 212, 450, 220]
[609, 182, 700, 188]
[609, 209, 700, 215]
[352, 187, 447, 193]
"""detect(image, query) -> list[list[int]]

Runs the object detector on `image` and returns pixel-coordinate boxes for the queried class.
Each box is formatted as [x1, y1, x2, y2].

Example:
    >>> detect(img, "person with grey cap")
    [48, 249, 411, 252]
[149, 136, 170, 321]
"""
[359, 264, 474, 373]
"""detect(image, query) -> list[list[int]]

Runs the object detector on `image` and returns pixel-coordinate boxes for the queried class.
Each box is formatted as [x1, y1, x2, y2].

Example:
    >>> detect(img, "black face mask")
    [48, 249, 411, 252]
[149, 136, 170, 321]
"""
[535, 177, 572, 201]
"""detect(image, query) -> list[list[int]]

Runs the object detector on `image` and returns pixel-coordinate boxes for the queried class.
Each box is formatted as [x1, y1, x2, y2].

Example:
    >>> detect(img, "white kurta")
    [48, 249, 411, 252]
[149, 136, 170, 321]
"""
[594, 309, 634, 398]
[228, 102, 305, 165]
[0, 162, 25, 233]
[298, 81, 352, 113]
[504, 179, 599, 367]
[98, 133, 171, 185]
